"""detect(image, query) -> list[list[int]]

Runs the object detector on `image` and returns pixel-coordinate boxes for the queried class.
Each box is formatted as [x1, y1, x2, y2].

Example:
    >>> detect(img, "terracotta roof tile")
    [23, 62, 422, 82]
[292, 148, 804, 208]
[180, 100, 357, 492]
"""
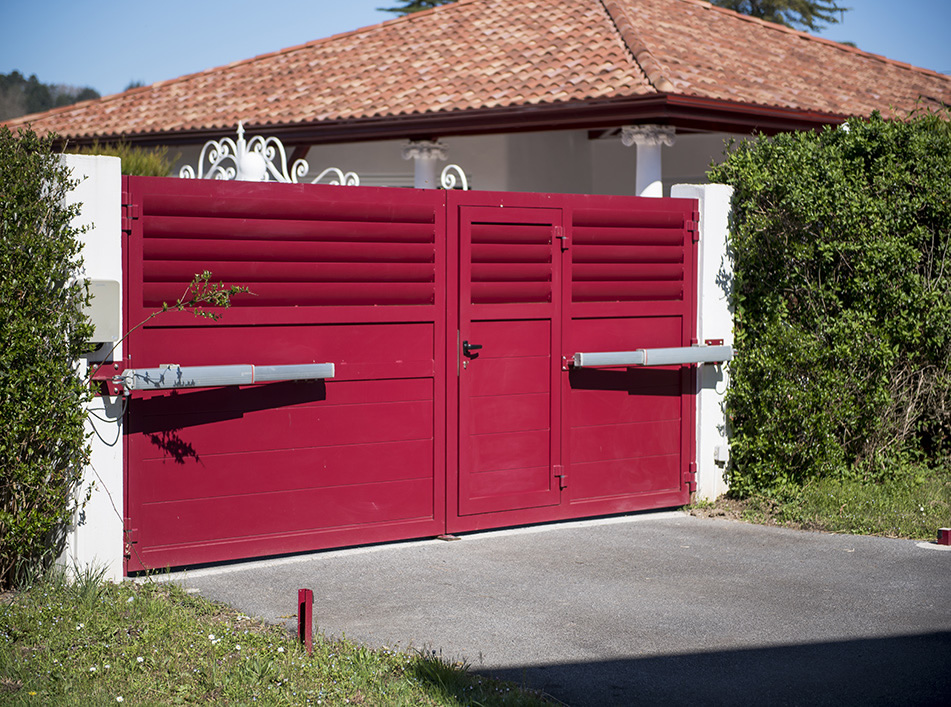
[5, 0, 950, 141]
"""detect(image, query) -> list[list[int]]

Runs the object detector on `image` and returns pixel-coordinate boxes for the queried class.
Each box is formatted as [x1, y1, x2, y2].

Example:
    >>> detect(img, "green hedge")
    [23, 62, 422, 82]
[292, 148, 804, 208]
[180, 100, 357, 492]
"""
[0, 126, 94, 587]
[709, 111, 951, 496]
[72, 140, 175, 177]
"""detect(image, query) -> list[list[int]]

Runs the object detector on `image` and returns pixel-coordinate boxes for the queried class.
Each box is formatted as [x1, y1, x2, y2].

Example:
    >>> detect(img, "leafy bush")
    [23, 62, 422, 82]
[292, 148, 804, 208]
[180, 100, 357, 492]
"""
[709, 111, 951, 496]
[72, 140, 175, 177]
[0, 126, 94, 588]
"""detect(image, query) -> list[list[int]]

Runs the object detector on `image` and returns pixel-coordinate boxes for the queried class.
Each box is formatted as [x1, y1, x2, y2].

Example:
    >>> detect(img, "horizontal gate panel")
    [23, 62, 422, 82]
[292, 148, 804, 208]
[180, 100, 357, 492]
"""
[137, 478, 435, 548]
[137, 439, 433, 502]
[568, 383, 681, 426]
[570, 419, 682, 463]
[472, 429, 551, 472]
[134, 397, 434, 458]
[131, 323, 435, 369]
[132, 377, 430, 418]
[468, 466, 552, 498]
[470, 393, 549, 435]
[568, 316, 684, 352]
[570, 456, 682, 500]
[467, 356, 550, 397]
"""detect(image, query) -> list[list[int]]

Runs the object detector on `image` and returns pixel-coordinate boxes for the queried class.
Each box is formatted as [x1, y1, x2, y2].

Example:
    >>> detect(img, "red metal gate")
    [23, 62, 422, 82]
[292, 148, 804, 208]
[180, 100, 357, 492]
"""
[121, 178, 697, 572]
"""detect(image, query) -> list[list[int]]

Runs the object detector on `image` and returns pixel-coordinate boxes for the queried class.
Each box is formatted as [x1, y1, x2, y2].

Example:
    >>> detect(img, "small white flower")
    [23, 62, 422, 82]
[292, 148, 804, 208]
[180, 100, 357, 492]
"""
[126, 596, 134, 603]
[117, 697, 124, 703]
[136, 656, 144, 663]
[75, 623, 84, 630]
[89, 667, 97, 672]
[104, 664, 110, 669]
[277, 646, 285, 653]
[208, 633, 216, 641]
[235, 645, 241, 651]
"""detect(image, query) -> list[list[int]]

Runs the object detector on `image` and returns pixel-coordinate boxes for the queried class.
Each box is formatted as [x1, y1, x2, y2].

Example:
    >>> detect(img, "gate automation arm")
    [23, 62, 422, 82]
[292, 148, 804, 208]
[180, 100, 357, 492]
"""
[120, 363, 334, 393]
[572, 344, 732, 368]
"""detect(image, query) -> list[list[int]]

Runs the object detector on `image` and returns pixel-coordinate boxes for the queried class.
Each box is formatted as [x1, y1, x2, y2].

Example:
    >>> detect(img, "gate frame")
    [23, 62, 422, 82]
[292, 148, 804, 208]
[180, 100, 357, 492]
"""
[62, 160, 734, 580]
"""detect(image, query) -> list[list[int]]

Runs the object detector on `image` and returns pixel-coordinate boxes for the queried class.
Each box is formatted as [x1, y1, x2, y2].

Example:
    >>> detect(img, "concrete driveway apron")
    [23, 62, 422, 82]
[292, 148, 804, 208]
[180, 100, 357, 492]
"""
[162, 511, 951, 706]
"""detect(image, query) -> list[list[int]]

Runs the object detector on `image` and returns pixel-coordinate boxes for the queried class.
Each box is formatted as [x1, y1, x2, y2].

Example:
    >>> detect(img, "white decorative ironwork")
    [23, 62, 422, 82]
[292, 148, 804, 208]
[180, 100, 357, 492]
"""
[180, 123, 359, 185]
[440, 164, 469, 190]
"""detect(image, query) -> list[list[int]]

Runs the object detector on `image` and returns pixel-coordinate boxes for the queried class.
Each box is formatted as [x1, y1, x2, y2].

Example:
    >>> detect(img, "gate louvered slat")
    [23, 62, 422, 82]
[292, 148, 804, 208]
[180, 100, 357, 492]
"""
[142, 215, 435, 243]
[469, 221, 552, 305]
[141, 192, 437, 224]
[571, 210, 686, 304]
[145, 261, 435, 284]
[141, 221, 436, 307]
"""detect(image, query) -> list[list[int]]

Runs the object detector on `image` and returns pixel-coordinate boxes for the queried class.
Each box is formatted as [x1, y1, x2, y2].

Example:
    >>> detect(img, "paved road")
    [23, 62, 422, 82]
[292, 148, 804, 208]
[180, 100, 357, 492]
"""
[161, 512, 951, 706]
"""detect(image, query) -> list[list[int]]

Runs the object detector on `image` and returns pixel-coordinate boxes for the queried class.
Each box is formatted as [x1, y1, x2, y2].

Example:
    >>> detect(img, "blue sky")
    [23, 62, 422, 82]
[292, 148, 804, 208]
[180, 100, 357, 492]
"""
[2, 0, 949, 98]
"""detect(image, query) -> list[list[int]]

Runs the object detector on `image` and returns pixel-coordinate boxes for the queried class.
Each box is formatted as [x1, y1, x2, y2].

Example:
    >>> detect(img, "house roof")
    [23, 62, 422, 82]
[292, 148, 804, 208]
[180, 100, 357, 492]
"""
[7, 0, 951, 146]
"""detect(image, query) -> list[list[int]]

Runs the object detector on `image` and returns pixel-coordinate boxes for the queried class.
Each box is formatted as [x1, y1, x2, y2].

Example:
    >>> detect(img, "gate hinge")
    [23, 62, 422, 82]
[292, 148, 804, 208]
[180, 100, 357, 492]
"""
[121, 199, 140, 234]
[554, 226, 569, 251]
[554, 464, 567, 489]
[685, 462, 698, 493]
[123, 522, 138, 559]
[686, 211, 700, 243]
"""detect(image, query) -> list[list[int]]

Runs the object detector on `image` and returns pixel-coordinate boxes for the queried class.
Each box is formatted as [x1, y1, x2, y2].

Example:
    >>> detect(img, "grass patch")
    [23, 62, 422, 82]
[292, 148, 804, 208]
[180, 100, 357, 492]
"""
[0, 568, 553, 706]
[688, 465, 951, 540]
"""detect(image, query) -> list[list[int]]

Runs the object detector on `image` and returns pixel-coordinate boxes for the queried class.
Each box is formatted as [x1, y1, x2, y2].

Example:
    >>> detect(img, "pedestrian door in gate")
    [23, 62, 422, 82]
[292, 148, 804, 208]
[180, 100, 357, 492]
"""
[456, 206, 564, 516]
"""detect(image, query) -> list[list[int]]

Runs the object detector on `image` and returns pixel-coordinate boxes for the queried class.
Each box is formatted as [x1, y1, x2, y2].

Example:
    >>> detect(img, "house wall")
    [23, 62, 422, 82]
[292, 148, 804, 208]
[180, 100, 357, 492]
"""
[170, 128, 739, 197]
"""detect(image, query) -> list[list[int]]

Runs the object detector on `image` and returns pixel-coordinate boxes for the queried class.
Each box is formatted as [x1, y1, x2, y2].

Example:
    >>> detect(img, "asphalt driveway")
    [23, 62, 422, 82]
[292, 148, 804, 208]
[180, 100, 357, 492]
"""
[159, 511, 951, 706]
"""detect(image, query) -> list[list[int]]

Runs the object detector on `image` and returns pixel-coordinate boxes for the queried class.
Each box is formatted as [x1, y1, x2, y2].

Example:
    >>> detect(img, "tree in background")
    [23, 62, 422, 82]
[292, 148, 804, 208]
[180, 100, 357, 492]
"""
[378, 0, 849, 32]
[0, 71, 100, 121]
[710, 0, 848, 32]
[378, 0, 453, 14]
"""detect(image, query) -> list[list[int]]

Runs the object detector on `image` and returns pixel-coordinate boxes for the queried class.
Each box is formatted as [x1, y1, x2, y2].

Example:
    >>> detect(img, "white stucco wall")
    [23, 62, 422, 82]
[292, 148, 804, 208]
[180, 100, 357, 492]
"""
[671, 183, 734, 501]
[61, 154, 125, 582]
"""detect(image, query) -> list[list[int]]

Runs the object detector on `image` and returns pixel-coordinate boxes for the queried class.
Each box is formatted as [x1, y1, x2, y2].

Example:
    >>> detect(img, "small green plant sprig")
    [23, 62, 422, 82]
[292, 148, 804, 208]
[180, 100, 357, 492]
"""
[88, 271, 252, 384]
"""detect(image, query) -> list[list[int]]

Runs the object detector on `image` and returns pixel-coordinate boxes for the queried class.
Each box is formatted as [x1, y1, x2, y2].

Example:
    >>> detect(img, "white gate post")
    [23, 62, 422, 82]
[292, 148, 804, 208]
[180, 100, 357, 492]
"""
[62, 154, 125, 581]
[672, 183, 734, 501]
[622, 125, 676, 197]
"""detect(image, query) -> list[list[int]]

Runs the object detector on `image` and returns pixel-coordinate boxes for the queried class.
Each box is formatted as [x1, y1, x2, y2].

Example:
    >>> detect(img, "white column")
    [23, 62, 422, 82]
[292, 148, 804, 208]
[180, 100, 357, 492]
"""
[622, 125, 676, 197]
[672, 183, 735, 501]
[61, 154, 125, 581]
[402, 140, 447, 189]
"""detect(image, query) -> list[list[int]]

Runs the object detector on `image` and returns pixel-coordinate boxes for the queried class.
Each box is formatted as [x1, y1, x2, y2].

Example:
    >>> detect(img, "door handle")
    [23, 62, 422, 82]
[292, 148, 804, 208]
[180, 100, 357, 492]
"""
[462, 340, 483, 357]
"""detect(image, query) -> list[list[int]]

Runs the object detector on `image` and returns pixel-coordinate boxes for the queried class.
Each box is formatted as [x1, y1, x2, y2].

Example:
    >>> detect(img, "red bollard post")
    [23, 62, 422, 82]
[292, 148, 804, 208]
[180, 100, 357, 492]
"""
[298, 588, 313, 655]
[938, 528, 951, 546]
